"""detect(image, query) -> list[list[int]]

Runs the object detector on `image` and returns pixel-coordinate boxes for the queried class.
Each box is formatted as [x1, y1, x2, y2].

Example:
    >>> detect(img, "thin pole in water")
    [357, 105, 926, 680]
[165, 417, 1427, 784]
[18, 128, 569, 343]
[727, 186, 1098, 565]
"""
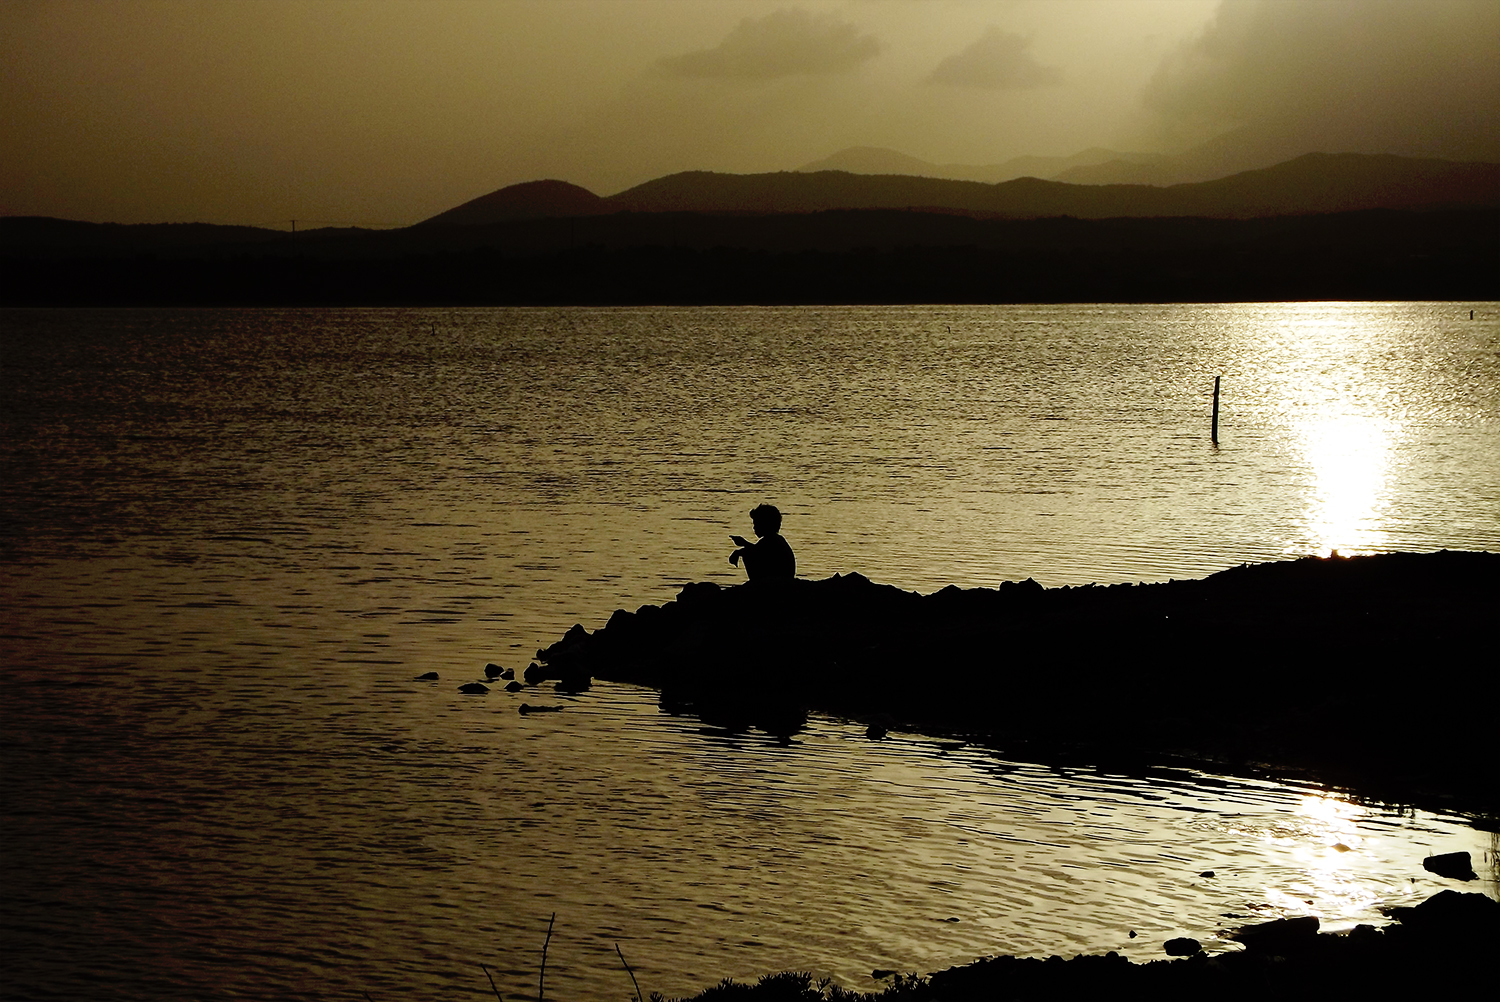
[538, 912, 556, 1002]
[1211, 376, 1221, 445]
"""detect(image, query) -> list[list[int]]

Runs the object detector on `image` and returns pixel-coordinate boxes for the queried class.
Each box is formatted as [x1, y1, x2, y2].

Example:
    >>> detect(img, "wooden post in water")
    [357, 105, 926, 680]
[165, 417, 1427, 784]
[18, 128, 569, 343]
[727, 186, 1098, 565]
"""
[1211, 375, 1220, 444]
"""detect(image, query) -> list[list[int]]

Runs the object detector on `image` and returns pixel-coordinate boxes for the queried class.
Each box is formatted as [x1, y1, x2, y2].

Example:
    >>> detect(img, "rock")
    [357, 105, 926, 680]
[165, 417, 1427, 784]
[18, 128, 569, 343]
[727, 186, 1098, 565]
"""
[484, 663, 503, 679]
[675, 581, 722, 606]
[504, 680, 524, 692]
[1387, 889, 1500, 940]
[500, 667, 514, 680]
[1200, 870, 1215, 878]
[528, 553, 1500, 818]
[1231, 915, 1319, 954]
[415, 671, 439, 680]
[555, 675, 592, 694]
[1164, 937, 1201, 956]
[1422, 851, 1477, 880]
[458, 682, 489, 694]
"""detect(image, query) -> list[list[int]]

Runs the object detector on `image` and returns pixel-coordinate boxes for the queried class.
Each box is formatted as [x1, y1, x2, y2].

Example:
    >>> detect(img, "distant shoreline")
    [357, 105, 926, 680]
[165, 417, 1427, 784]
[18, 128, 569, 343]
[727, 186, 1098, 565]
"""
[4, 208, 1497, 306]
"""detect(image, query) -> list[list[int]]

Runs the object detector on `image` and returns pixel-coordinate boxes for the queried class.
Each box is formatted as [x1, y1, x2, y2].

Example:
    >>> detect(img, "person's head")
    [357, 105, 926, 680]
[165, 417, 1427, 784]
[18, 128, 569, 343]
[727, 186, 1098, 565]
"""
[749, 504, 782, 538]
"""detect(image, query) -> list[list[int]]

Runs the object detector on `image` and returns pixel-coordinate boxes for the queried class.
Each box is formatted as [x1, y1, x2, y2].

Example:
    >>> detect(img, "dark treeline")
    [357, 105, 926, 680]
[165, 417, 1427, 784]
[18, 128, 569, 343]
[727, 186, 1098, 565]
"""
[3, 208, 1495, 305]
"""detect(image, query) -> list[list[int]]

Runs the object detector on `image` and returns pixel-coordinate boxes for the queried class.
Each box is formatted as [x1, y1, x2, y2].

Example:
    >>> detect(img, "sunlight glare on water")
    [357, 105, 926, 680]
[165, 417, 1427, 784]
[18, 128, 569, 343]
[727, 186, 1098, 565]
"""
[1, 303, 1497, 1001]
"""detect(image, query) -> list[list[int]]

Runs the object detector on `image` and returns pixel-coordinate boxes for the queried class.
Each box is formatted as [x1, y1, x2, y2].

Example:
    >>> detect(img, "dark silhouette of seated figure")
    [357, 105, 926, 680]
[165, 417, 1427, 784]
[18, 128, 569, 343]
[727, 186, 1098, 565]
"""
[729, 504, 795, 582]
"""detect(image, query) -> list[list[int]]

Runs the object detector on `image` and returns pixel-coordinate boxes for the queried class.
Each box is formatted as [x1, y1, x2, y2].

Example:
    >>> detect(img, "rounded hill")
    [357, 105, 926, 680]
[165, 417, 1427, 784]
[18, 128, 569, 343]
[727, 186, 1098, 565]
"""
[419, 179, 604, 226]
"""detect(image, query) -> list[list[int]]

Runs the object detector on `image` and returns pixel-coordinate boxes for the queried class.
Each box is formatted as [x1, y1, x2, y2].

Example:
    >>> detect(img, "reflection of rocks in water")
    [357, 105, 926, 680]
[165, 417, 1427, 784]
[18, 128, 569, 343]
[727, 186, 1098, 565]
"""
[535, 552, 1499, 811]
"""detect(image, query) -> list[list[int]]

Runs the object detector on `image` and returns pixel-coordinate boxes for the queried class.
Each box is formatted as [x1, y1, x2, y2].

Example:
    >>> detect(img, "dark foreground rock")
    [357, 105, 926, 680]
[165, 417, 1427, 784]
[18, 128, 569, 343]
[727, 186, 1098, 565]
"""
[660, 891, 1499, 1001]
[536, 551, 1500, 813]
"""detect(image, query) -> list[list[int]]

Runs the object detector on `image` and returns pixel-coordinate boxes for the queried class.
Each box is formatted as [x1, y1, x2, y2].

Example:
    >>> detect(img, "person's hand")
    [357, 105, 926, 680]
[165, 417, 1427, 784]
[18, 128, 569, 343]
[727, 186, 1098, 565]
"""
[730, 535, 751, 547]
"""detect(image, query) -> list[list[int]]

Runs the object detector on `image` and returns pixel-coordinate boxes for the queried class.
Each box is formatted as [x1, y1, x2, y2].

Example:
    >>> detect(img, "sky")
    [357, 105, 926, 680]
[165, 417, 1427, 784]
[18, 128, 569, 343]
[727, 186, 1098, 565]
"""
[2, 0, 1496, 227]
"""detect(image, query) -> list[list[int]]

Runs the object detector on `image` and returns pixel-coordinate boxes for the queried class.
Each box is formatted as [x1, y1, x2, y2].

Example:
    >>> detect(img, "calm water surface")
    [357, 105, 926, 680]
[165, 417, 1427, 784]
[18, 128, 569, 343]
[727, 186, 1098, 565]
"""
[2, 304, 1497, 1000]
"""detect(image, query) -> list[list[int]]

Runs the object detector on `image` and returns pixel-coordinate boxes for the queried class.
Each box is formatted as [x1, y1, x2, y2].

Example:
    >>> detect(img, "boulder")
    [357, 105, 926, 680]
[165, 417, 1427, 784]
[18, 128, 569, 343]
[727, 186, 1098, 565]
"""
[1231, 915, 1319, 954]
[1387, 889, 1500, 942]
[1163, 937, 1201, 956]
[1422, 851, 1477, 881]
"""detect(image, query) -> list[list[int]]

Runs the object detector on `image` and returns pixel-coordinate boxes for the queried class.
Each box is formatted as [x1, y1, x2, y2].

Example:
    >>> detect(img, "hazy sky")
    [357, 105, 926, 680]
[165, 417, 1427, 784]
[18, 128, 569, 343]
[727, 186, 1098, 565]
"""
[2, 0, 1496, 226]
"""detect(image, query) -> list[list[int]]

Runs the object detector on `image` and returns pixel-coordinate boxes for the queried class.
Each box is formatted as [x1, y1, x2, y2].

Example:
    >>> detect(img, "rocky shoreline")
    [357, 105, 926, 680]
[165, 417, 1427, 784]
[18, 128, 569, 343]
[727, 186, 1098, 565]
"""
[521, 551, 1499, 999]
[655, 888, 1499, 1000]
[532, 550, 1499, 816]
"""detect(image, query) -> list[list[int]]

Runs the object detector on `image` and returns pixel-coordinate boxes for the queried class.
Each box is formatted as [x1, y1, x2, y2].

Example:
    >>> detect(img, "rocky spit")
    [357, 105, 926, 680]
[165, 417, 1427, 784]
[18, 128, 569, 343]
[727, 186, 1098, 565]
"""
[532, 550, 1499, 815]
[518, 551, 1498, 1000]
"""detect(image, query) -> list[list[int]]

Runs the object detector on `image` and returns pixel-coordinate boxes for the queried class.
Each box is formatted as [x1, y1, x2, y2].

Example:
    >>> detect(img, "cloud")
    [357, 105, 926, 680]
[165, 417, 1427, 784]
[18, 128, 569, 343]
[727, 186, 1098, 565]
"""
[1141, 0, 1500, 160]
[926, 26, 1063, 90]
[655, 8, 880, 80]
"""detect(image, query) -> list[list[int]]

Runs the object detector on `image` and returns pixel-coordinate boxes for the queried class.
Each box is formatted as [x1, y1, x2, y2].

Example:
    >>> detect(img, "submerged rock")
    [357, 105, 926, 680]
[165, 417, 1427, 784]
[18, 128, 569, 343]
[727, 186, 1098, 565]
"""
[415, 671, 439, 680]
[457, 682, 489, 694]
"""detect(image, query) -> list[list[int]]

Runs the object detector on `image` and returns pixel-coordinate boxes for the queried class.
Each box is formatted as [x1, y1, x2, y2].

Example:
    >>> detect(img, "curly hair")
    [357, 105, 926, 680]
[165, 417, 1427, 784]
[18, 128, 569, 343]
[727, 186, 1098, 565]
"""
[749, 504, 782, 533]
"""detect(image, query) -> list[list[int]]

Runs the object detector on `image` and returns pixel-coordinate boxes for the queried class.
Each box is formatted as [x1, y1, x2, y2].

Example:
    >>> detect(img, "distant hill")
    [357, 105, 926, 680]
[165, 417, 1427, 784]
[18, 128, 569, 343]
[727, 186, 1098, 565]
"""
[604, 153, 1500, 219]
[0, 217, 285, 256]
[418, 179, 604, 226]
[1051, 125, 1356, 187]
[796, 146, 1163, 184]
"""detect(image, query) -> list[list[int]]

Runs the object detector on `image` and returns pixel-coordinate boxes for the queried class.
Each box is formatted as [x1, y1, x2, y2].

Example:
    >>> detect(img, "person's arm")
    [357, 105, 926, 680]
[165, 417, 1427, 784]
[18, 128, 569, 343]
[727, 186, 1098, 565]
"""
[729, 535, 752, 566]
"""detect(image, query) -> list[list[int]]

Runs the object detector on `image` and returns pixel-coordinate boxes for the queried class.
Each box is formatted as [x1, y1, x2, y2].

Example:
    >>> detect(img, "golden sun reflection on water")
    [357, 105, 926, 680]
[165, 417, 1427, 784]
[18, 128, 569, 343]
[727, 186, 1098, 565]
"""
[1290, 412, 1399, 557]
[1261, 793, 1381, 926]
[1255, 305, 1410, 559]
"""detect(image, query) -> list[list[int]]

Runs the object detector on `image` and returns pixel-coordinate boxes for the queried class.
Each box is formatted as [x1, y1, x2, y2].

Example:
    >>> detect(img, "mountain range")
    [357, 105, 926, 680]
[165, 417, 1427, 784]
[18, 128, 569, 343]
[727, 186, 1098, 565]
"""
[420, 152, 1499, 227]
[4, 150, 1496, 306]
[791, 146, 1166, 185]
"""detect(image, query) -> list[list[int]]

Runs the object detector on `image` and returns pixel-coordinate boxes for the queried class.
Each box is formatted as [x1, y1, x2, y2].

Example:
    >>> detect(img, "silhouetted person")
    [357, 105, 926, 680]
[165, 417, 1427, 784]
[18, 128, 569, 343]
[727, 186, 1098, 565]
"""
[729, 504, 795, 582]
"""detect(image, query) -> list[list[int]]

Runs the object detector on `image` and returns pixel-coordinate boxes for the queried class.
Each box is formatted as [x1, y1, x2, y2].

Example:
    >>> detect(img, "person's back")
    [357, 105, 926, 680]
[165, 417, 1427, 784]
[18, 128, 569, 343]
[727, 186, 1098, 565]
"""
[742, 530, 795, 581]
[729, 504, 796, 582]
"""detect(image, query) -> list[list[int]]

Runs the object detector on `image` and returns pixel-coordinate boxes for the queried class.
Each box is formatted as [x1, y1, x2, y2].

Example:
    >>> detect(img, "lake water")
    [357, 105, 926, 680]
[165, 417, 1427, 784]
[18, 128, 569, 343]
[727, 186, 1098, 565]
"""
[2, 304, 1497, 1000]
